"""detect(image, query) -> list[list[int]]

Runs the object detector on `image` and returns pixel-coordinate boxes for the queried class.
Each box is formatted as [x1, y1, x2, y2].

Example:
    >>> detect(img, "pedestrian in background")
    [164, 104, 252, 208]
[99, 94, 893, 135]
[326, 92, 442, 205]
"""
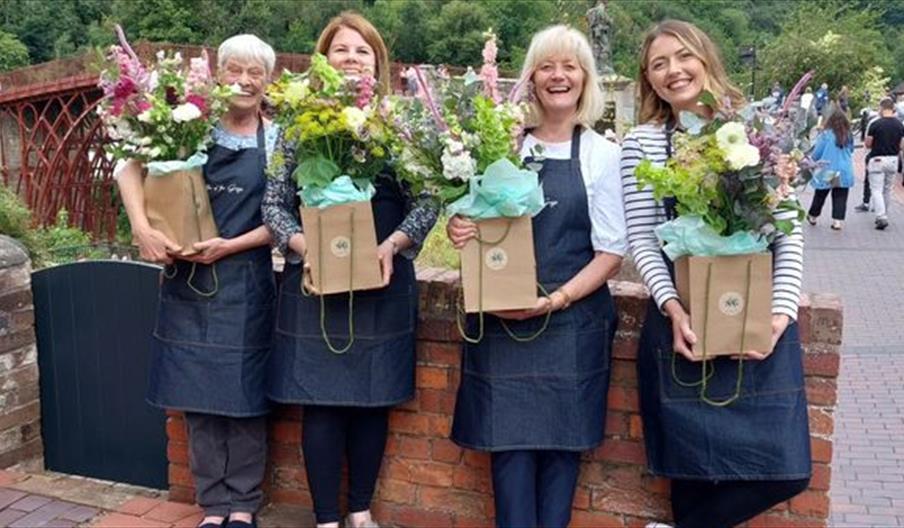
[807, 111, 855, 230]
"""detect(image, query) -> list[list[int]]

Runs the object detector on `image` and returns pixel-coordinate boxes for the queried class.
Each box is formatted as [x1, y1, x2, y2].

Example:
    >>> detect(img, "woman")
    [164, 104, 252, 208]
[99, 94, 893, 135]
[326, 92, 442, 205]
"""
[116, 35, 278, 528]
[261, 12, 437, 528]
[807, 110, 855, 230]
[447, 25, 626, 528]
[620, 20, 810, 528]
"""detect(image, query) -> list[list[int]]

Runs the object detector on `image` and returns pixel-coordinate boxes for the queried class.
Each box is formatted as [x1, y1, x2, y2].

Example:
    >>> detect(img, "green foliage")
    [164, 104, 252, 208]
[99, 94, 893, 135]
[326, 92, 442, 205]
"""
[415, 215, 459, 270]
[0, 184, 35, 248]
[425, 1, 491, 66]
[851, 66, 891, 113]
[0, 30, 28, 71]
[470, 96, 520, 173]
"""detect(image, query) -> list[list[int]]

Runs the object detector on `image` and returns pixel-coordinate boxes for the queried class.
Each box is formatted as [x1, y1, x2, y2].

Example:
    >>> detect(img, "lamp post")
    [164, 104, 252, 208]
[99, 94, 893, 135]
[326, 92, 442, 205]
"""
[740, 44, 757, 100]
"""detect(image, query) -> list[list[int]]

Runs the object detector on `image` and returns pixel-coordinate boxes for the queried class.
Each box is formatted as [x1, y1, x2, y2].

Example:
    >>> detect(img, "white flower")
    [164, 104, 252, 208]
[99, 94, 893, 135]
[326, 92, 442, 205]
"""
[715, 122, 749, 152]
[724, 143, 761, 170]
[172, 102, 202, 123]
[147, 71, 159, 91]
[342, 106, 367, 134]
[441, 143, 476, 182]
[137, 110, 153, 123]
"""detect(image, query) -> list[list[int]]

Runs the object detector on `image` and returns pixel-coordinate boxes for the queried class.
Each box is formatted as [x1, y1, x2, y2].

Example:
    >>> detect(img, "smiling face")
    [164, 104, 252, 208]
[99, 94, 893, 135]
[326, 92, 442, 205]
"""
[326, 26, 376, 77]
[218, 56, 267, 112]
[533, 53, 585, 119]
[645, 34, 707, 115]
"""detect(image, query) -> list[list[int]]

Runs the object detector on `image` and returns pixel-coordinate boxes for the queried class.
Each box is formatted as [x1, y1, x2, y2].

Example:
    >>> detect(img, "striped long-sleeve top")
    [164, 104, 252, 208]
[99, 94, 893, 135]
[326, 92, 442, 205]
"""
[620, 123, 804, 320]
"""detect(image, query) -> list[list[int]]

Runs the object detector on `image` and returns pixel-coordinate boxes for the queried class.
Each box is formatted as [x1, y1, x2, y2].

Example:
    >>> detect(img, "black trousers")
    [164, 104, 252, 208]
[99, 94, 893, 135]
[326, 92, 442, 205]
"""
[301, 405, 389, 524]
[808, 187, 850, 220]
[490, 450, 581, 528]
[671, 478, 810, 528]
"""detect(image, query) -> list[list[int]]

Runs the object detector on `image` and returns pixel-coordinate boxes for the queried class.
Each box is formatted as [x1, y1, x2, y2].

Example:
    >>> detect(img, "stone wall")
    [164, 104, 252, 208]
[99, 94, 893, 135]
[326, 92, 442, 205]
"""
[0, 236, 42, 470]
[167, 268, 840, 527]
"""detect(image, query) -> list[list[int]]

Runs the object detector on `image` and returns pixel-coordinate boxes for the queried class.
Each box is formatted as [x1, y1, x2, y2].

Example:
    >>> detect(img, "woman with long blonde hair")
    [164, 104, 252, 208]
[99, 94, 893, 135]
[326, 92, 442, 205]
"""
[621, 20, 810, 528]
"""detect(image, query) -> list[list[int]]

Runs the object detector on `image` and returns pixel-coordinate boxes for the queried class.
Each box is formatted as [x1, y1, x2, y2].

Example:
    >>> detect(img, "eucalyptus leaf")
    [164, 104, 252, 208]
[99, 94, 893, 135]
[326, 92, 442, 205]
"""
[679, 111, 706, 134]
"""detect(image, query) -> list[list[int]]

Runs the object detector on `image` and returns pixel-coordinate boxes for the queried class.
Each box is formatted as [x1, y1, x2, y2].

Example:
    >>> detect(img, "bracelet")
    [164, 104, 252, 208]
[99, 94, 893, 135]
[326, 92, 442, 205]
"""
[554, 288, 572, 310]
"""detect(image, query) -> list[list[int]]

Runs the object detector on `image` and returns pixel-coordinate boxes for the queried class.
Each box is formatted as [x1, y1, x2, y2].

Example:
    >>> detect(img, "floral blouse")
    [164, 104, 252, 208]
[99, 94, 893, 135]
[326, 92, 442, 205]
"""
[261, 130, 438, 262]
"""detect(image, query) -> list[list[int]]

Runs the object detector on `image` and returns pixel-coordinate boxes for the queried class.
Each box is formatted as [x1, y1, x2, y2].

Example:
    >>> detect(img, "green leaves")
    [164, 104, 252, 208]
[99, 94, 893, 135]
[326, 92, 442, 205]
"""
[294, 155, 340, 189]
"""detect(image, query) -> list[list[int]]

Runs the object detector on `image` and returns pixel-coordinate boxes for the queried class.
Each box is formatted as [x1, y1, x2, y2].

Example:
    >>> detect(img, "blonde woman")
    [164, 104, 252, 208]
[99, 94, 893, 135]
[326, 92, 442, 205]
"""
[261, 12, 437, 528]
[620, 20, 809, 528]
[447, 25, 626, 528]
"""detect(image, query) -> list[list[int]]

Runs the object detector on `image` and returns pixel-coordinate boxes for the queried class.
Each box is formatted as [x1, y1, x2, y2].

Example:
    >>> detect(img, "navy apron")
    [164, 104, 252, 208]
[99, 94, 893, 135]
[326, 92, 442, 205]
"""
[268, 174, 417, 407]
[636, 124, 811, 480]
[451, 126, 617, 452]
[147, 121, 275, 417]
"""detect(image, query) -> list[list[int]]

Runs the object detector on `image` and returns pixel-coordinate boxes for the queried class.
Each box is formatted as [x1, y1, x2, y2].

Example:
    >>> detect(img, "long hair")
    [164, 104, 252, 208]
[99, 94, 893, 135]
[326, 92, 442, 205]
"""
[315, 11, 391, 96]
[825, 110, 850, 147]
[637, 19, 745, 125]
[516, 25, 604, 128]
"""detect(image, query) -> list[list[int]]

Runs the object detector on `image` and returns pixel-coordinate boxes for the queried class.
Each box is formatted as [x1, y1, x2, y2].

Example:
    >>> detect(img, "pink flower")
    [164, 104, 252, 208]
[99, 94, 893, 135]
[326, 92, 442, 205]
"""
[482, 32, 498, 65]
[480, 31, 500, 102]
[186, 93, 207, 115]
[186, 51, 212, 92]
[355, 75, 376, 108]
[113, 77, 136, 99]
[135, 99, 152, 113]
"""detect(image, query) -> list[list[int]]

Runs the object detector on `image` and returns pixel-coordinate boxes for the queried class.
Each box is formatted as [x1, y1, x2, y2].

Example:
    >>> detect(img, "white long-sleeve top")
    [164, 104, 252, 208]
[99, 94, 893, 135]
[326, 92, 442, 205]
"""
[619, 123, 804, 320]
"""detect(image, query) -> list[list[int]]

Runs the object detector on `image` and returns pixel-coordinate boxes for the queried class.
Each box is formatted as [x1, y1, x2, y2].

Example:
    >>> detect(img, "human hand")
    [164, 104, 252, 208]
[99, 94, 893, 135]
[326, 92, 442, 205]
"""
[663, 298, 700, 362]
[376, 239, 396, 286]
[133, 225, 181, 265]
[182, 237, 234, 264]
[490, 295, 556, 321]
[446, 215, 478, 249]
[742, 314, 791, 360]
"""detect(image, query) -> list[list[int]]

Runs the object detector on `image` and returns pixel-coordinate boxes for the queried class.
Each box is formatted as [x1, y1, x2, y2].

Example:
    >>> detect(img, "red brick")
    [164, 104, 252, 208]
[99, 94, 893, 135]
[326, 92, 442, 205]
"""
[810, 438, 832, 464]
[432, 438, 463, 463]
[269, 488, 313, 507]
[463, 450, 490, 470]
[421, 341, 460, 366]
[810, 463, 831, 491]
[610, 359, 637, 385]
[596, 439, 646, 465]
[419, 389, 457, 414]
[417, 366, 449, 389]
[167, 442, 189, 465]
[612, 339, 637, 361]
[604, 412, 628, 436]
[573, 486, 591, 510]
[269, 443, 301, 465]
[383, 459, 412, 481]
[452, 466, 492, 494]
[571, 510, 625, 527]
[168, 486, 195, 504]
[376, 478, 416, 505]
[91, 513, 170, 528]
[607, 386, 640, 412]
[168, 463, 194, 488]
[805, 377, 837, 406]
[393, 436, 432, 460]
[802, 352, 840, 378]
[143, 501, 202, 523]
[117, 497, 163, 516]
[418, 486, 487, 518]
[386, 505, 454, 528]
[807, 408, 833, 436]
[165, 416, 188, 442]
[407, 460, 454, 486]
[454, 514, 493, 527]
[389, 411, 432, 436]
[789, 490, 830, 517]
[271, 420, 301, 443]
[396, 398, 419, 412]
[643, 475, 670, 495]
[629, 414, 644, 439]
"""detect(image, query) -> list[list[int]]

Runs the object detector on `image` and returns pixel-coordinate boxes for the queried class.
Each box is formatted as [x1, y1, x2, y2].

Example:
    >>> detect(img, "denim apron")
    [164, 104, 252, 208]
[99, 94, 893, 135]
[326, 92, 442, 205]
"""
[268, 174, 417, 406]
[636, 125, 811, 479]
[452, 126, 616, 451]
[147, 122, 275, 417]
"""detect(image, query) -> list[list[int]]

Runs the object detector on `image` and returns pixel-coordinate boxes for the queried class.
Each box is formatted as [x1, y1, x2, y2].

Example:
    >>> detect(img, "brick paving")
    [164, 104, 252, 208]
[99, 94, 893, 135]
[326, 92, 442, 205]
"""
[801, 147, 904, 528]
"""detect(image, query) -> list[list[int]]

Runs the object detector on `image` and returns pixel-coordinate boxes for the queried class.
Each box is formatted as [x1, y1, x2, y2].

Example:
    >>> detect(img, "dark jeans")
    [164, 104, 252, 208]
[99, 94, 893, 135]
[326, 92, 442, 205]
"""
[808, 187, 850, 220]
[185, 413, 268, 517]
[671, 478, 810, 528]
[302, 405, 390, 524]
[490, 450, 581, 528]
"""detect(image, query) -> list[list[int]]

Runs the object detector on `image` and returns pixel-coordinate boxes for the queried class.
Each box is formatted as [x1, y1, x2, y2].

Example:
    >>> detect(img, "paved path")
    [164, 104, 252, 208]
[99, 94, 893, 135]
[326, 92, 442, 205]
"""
[800, 148, 904, 527]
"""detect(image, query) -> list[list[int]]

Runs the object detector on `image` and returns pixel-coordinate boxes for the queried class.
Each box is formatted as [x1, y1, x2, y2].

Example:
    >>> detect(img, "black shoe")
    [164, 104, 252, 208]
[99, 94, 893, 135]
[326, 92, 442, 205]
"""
[198, 521, 226, 528]
[876, 218, 889, 230]
[854, 203, 870, 212]
[225, 519, 256, 528]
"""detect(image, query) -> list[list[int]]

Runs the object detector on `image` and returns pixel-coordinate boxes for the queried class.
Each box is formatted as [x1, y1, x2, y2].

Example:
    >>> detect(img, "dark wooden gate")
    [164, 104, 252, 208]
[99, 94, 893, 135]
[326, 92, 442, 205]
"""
[31, 260, 167, 489]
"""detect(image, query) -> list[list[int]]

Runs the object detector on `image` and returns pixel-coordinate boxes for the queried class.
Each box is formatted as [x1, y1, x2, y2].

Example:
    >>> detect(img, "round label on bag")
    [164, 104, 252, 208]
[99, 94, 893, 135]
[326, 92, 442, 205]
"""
[484, 248, 508, 271]
[718, 292, 745, 316]
[330, 236, 351, 258]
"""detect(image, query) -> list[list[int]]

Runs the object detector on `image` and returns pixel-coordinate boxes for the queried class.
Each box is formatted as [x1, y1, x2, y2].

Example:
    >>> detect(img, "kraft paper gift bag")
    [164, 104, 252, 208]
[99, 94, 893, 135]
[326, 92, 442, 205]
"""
[460, 215, 538, 314]
[300, 201, 383, 295]
[143, 168, 218, 256]
[674, 253, 773, 360]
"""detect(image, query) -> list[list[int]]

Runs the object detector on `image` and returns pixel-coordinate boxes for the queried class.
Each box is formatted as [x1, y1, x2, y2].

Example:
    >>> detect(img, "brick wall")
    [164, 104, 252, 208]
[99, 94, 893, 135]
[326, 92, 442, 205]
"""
[167, 269, 840, 527]
[0, 236, 43, 470]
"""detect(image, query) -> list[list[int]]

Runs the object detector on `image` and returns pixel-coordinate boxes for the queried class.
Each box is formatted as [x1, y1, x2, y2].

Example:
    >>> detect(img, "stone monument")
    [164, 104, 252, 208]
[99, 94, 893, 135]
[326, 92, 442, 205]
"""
[586, 0, 635, 138]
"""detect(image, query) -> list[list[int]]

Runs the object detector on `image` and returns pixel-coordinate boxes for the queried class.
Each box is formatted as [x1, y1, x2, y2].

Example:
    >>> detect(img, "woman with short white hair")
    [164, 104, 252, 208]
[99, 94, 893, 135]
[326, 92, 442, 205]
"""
[447, 25, 627, 528]
[115, 33, 278, 528]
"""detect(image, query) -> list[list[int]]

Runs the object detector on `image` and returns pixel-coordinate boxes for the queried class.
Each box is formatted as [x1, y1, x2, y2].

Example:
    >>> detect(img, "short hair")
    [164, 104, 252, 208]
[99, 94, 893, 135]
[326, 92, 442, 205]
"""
[879, 97, 895, 111]
[217, 34, 276, 76]
[636, 19, 745, 125]
[516, 25, 603, 128]
[315, 11, 391, 96]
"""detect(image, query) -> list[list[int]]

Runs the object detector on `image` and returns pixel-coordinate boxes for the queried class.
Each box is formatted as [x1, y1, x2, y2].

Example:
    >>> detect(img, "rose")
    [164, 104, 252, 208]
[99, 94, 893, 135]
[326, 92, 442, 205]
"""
[172, 102, 202, 123]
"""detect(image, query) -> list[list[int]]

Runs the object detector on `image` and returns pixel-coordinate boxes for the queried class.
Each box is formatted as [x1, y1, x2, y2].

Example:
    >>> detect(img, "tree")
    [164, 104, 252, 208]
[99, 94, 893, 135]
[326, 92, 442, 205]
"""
[0, 30, 28, 71]
[425, 1, 491, 66]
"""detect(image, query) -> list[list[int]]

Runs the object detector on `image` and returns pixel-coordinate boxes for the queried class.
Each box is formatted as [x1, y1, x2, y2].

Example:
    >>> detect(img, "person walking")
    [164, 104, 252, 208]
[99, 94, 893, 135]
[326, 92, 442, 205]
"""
[116, 34, 279, 528]
[261, 12, 437, 528]
[865, 97, 904, 230]
[807, 111, 855, 230]
[621, 20, 810, 528]
[446, 25, 626, 528]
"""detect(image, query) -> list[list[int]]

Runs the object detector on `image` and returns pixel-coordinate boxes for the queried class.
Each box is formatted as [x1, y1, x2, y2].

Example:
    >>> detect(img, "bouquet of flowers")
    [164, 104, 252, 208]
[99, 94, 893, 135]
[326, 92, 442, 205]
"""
[267, 54, 392, 207]
[98, 26, 233, 165]
[389, 31, 542, 217]
[98, 26, 234, 257]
